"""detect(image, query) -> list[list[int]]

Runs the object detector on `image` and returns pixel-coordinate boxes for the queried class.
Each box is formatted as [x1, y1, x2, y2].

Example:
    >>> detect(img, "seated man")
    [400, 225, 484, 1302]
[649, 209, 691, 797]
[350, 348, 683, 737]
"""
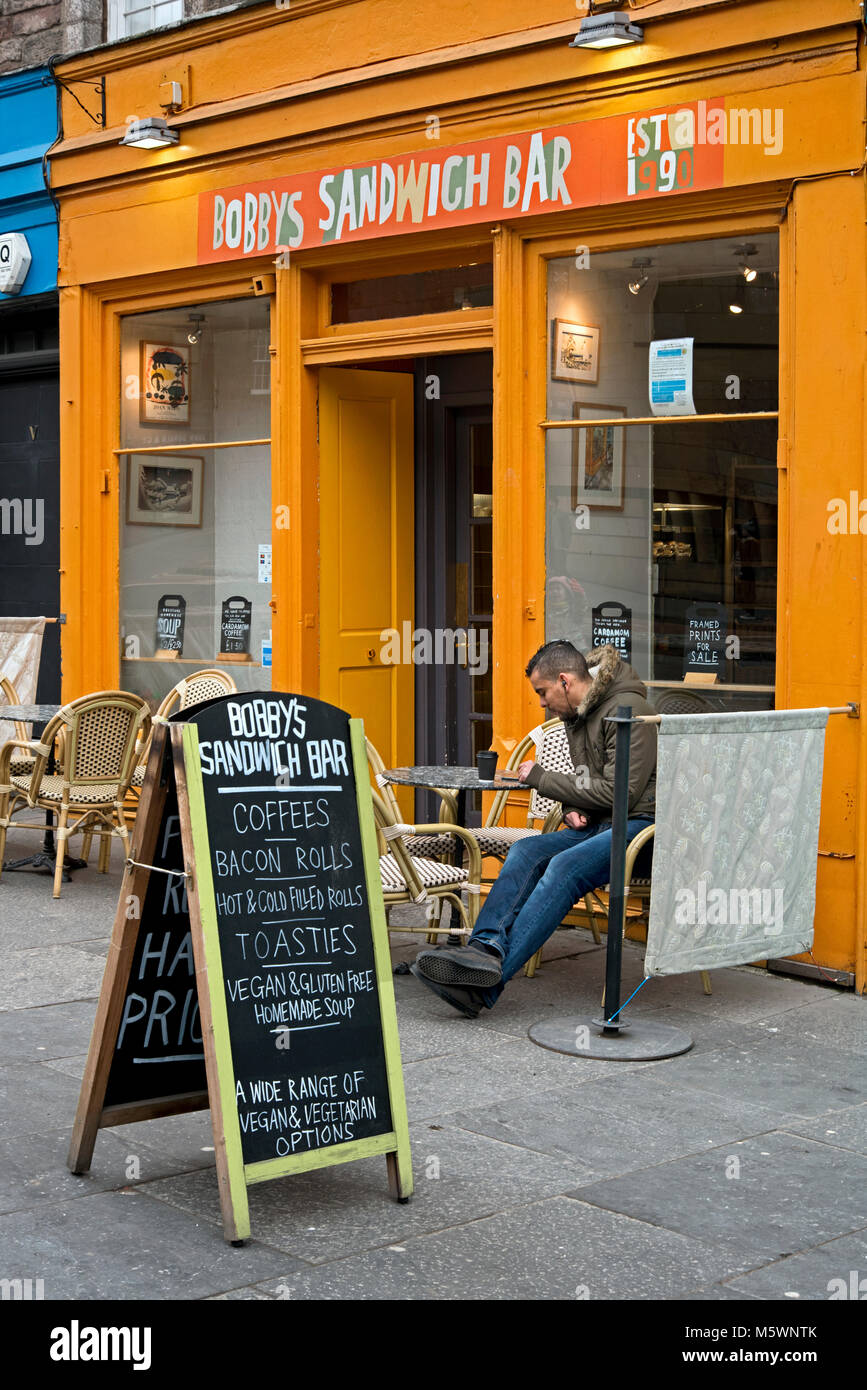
[411, 639, 657, 1016]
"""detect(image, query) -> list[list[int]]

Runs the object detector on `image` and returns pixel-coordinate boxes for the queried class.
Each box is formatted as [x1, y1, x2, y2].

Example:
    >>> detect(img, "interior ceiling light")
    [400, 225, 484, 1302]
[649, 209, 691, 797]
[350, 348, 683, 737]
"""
[119, 117, 178, 150]
[734, 244, 758, 282]
[627, 258, 653, 295]
[186, 314, 205, 345]
[570, 7, 644, 49]
[728, 293, 744, 315]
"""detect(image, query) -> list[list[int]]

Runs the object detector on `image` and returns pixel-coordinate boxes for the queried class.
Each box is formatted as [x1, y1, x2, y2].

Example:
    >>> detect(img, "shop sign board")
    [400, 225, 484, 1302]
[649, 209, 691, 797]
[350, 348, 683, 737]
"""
[0, 232, 31, 295]
[68, 695, 412, 1242]
[197, 100, 726, 263]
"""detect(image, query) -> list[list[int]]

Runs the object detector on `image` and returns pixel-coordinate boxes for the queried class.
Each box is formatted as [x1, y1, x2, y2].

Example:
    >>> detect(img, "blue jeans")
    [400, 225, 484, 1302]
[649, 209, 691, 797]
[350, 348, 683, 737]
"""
[470, 818, 653, 1007]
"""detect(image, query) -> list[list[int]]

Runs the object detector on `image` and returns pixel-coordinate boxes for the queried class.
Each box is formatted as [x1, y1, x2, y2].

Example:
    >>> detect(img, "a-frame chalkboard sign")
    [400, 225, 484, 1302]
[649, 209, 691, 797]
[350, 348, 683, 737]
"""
[68, 693, 413, 1242]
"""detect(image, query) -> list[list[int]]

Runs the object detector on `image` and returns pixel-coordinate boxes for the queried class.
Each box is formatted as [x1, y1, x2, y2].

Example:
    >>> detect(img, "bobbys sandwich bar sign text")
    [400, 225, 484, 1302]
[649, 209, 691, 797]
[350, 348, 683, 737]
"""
[197, 100, 727, 263]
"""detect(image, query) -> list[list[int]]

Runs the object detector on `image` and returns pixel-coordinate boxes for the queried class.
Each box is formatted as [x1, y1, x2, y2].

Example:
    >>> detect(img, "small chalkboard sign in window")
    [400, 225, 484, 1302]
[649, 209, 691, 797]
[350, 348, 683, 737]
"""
[155, 594, 186, 655]
[219, 596, 252, 660]
[68, 693, 413, 1242]
[684, 602, 727, 676]
[591, 602, 632, 663]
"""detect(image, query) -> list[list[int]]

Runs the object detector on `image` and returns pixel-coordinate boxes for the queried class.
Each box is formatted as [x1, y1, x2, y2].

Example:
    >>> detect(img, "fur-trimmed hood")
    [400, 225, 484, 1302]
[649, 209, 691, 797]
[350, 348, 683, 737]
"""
[524, 642, 657, 818]
[573, 644, 649, 721]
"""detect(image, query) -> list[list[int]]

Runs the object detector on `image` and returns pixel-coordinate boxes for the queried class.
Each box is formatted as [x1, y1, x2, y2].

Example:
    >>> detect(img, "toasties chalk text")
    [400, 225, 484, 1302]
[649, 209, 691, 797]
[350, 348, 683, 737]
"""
[209, 132, 572, 254]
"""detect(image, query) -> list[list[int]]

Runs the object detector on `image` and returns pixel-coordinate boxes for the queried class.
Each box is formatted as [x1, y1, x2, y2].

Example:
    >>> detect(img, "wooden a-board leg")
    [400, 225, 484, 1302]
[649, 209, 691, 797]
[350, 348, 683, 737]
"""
[386, 1150, 414, 1206]
[67, 728, 172, 1175]
[171, 723, 252, 1245]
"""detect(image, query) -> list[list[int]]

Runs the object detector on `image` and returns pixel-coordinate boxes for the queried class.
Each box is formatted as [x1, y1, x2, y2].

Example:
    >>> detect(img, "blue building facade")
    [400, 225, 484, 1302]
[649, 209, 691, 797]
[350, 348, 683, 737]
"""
[0, 66, 62, 703]
[0, 66, 58, 302]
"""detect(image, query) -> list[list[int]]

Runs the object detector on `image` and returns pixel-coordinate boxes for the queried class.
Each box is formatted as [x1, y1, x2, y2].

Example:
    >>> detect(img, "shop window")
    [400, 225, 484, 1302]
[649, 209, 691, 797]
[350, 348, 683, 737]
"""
[544, 234, 778, 705]
[330, 262, 492, 324]
[118, 297, 271, 706]
[108, 0, 183, 39]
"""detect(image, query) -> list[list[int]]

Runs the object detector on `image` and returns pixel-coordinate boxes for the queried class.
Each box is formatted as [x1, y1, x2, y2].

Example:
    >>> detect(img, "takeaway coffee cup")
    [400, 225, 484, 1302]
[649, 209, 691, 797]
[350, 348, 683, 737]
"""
[476, 750, 498, 781]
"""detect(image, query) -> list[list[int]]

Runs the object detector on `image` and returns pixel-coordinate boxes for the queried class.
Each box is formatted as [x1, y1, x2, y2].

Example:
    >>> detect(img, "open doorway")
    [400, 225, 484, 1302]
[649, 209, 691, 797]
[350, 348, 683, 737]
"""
[317, 351, 493, 821]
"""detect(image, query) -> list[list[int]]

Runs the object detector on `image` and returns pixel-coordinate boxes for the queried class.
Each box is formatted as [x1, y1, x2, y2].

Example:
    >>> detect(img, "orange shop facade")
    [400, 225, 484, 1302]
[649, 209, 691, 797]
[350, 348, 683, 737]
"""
[50, 0, 867, 985]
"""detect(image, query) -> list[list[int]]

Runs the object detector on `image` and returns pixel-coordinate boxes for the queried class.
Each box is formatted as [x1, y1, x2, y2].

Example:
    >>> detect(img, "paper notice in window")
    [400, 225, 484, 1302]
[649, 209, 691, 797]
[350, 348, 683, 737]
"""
[649, 338, 696, 416]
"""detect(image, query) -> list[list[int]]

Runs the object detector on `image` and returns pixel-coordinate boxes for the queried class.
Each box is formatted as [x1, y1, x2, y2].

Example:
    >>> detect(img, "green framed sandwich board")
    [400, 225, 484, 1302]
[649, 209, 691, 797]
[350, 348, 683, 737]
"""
[68, 693, 413, 1243]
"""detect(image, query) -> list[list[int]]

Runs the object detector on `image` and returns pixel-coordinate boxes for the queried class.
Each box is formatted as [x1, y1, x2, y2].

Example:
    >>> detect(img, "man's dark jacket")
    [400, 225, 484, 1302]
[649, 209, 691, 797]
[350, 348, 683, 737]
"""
[523, 644, 657, 819]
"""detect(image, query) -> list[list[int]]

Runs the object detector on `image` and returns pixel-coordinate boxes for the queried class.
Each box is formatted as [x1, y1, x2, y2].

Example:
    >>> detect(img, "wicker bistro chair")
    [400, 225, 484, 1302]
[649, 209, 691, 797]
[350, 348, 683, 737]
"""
[368, 723, 572, 866]
[370, 788, 483, 940]
[130, 668, 238, 792]
[1, 675, 40, 779]
[0, 691, 150, 898]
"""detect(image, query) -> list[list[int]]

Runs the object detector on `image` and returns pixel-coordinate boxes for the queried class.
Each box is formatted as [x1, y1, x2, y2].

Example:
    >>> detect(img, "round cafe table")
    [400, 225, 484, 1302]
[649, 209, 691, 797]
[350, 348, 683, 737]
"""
[1, 703, 87, 879]
[381, 764, 524, 860]
[381, 765, 524, 948]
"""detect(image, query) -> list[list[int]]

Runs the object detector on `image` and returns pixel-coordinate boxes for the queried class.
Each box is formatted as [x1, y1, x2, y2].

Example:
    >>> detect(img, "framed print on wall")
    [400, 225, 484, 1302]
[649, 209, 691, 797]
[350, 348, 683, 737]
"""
[126, 454, 204, 527]
[140, 341, 191, 425]
[571, 404, 626, 511]
[551, 319, 600, 384]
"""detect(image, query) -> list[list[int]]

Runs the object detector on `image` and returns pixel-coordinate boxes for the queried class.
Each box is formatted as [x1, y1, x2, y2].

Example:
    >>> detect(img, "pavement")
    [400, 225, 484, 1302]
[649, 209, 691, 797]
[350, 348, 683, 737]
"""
[1, 822, 866, 1302]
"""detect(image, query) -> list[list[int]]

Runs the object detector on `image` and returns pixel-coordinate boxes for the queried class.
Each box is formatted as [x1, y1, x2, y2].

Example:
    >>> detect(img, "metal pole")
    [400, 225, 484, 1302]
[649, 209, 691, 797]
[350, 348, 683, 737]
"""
[602, 705, 633, 1032]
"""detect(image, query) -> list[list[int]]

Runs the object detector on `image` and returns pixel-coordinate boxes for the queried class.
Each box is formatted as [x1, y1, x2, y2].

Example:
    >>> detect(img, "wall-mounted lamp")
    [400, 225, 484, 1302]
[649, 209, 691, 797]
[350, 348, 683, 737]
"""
[734, 244, 758, 282]
[570, 7, 644, 50]
[119, 117, 178, 150]
[186, 314, 206, 345]
[627, 258, 653, 295]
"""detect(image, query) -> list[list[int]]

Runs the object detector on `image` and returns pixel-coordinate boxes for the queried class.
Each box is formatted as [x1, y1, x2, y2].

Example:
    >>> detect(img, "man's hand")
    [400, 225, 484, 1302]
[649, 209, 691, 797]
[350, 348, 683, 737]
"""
[564, 810, 590, 830]
[517, 760, 536, 783]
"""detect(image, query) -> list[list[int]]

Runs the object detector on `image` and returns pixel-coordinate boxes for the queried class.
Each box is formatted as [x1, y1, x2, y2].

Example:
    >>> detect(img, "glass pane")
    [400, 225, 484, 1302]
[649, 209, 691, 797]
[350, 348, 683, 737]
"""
[471, 421, 493, 515]
[545, 233, 778, 706]
[470, 522, 492, 617]
[118, 298, 272, 707]
[331, 262, 492, 324]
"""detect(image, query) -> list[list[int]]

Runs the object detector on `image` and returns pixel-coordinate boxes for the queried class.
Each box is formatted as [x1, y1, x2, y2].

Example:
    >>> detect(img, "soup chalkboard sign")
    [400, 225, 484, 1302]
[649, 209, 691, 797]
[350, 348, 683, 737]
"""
[68, 694, 412, 1242]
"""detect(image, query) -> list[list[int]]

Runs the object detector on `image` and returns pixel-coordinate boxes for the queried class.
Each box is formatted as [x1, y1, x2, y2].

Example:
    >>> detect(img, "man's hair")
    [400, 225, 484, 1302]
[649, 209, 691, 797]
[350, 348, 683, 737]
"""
[525, 640, 590, 682]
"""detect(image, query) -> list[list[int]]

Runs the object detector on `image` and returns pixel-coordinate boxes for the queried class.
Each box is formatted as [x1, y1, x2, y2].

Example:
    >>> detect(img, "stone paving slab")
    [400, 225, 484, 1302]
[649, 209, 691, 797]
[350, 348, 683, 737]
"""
[572, 1132, 867, 1262]
[242, 1195, 765, 1300]
[0, 1062, 84, 1139]
[740, 994, 867, 1058]
[449, 1068, 791, 1177]
[0, 947, 106, 1011]
[0, 1124, 213, 1216]
[781, 1104, 867, 1157]
[400, 1034, 649, 1122]
[0, 1190, 295, 1300]
[681, 1283, 762, 1300]
[643, 1036, 867, 1119]
[0, 1001, 97, 1063]
[723, 1228, 867, 1301]
[141, 1122, 592, 1264]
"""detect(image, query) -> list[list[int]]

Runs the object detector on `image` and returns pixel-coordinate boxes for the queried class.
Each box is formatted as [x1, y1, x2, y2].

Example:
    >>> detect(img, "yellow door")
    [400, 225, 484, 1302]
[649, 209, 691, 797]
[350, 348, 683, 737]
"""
[319, 367, 415, 782]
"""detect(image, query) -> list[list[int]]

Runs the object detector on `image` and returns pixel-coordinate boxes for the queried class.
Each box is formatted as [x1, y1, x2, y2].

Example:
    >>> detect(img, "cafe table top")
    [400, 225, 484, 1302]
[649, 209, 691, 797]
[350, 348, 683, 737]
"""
[1, 704, 63, 725]
[382, 764, 524, 793]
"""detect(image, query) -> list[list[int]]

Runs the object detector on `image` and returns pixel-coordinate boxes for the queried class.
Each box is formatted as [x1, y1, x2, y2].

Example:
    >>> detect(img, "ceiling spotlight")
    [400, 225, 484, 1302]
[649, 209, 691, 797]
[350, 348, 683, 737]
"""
[119, 117, 179, 150]
[186, 314, 205, 345]
[627, 258, 653, 295]
[728, 295, 744, 315]
[570, 8, 644, 49]
[734, 244, 758, 282]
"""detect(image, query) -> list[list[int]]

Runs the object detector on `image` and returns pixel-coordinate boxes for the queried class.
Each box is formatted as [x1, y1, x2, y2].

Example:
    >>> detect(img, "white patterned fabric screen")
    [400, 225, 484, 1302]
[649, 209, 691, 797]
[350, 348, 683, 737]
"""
[0, 617, 46, 745]
[645, 708, 828, 976]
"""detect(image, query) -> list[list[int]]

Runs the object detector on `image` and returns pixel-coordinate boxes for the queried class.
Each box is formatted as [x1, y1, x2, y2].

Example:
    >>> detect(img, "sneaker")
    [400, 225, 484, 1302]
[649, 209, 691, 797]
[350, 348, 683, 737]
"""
[409, 964, 484, 1018]
[415, 942, 503, 988]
